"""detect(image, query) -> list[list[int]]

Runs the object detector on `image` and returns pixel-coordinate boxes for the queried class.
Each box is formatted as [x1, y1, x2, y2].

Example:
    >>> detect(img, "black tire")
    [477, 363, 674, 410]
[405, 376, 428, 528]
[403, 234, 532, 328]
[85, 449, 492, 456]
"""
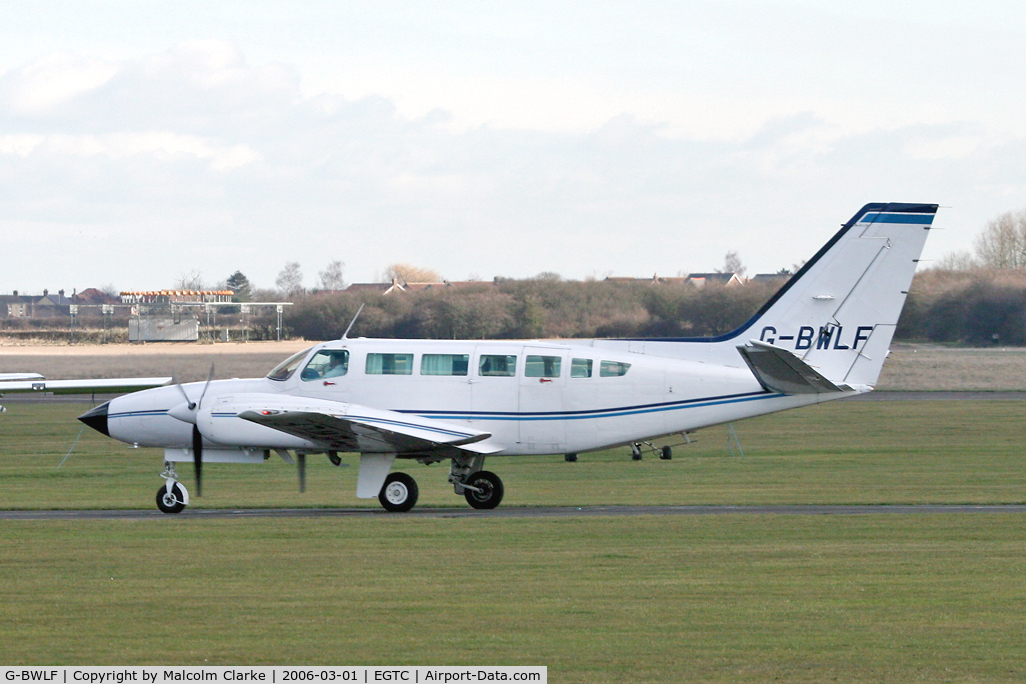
[564, 453, 578, 462]
[156, 484, 186, 514]
[464, 470, 504, 510]
[661, 446, 673, 460]
[378, 472, 419, 513]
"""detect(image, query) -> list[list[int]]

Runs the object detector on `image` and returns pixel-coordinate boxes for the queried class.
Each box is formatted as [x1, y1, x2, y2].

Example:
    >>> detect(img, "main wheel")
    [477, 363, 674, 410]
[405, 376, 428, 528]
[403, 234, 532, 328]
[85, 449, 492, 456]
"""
[156, 484, 187, 514]
[661, 445, 673, 460]
[378, 472, 419, 512]
[464, 470, 504, 510]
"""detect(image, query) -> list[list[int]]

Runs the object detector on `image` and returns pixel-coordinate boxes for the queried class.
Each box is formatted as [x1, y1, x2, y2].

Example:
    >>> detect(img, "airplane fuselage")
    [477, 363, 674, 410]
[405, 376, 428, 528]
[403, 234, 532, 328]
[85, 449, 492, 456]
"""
[104, 337, 828, 458]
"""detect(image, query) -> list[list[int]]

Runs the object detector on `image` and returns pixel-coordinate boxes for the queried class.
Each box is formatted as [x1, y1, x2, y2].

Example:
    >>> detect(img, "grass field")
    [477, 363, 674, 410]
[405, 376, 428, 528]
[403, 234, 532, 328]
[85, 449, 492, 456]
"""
[2, 400, 1025, 510]
[1, 399, 1026, 680]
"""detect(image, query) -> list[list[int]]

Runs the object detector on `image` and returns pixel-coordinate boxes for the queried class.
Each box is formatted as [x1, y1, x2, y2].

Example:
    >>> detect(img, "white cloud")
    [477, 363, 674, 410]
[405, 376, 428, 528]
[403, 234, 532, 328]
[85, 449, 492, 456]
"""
[1, 52, 118, 114]
[1, 30, 1025, 293]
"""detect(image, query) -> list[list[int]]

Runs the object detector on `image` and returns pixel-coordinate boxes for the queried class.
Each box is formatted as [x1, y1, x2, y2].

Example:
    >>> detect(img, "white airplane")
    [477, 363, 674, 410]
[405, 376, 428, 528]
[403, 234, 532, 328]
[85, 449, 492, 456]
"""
[78, 202, 938, 513]
[0, 374, 172, 412]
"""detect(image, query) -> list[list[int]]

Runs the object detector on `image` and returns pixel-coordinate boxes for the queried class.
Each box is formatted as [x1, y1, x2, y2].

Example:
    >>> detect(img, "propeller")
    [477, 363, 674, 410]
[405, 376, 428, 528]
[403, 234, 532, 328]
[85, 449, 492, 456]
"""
[172, 364, 215, 497]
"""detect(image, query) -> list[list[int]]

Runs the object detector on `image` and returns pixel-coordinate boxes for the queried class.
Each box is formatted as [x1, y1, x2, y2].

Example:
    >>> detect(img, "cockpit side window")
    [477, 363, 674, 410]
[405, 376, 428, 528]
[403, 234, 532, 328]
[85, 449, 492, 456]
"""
[300, 350, 350, 381]
[266, 347, 314, 381]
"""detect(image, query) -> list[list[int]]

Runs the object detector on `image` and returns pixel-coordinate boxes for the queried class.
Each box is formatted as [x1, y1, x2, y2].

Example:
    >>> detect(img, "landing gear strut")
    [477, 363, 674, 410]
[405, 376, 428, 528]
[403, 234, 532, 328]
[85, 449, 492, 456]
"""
[463, 470, 504, 509]
[156, 461, 189, 514]
[449, 455, 505, 510]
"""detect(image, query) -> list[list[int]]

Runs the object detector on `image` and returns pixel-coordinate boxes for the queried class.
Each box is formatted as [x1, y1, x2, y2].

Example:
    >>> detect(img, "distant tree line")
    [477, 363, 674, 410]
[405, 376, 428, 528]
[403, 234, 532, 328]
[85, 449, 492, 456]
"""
[285, 279, 784, 341]
[279, 266, 1026, 346]
[281, 206, 1026, 346]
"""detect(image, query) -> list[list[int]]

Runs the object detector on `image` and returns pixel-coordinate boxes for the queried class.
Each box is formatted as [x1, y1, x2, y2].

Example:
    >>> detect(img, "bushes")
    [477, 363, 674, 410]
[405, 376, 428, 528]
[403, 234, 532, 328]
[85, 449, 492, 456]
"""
[899, 268, 1026, 345]
[285, 279, 777, 341]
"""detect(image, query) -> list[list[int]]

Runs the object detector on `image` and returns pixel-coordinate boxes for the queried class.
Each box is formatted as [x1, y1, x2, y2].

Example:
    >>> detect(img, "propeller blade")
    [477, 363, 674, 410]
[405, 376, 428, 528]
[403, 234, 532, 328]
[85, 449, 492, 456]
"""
[173, 375, 196, 410]
[192, 424, 203, 497]
[297, 453, 306, 493]
[197, 363, 215, 409]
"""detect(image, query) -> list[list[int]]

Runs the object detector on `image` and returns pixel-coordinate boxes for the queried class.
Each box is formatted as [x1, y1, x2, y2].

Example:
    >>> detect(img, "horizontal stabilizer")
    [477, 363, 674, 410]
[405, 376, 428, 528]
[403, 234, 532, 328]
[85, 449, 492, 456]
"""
[737, 340, 852, 395]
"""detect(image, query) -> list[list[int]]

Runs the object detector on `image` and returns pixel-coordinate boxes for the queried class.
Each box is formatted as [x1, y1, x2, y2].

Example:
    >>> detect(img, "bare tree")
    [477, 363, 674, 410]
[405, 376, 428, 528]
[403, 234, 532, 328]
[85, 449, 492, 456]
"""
[176, 270, 204, 290]
[719, 250, 747, 277]
[935, 250, 978, 271]
[384, 263, 442, 285]
[975, 209, 1026, 268]
[318, 260, 346, 291]
[276, 262, 305, 296]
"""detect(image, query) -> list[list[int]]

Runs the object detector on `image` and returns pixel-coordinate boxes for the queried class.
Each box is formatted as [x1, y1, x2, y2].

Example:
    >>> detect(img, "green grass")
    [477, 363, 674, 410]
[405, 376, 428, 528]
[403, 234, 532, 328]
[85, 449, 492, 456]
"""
[1, 515, 1024, 682]
[2, 400, 1024, 509]
[2, 400, 1026, 680]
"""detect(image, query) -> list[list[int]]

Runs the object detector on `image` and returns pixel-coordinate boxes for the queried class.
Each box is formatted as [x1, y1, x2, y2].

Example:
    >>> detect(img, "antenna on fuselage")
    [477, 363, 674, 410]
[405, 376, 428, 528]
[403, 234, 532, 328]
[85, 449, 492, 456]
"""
[341, 303, 365, 340]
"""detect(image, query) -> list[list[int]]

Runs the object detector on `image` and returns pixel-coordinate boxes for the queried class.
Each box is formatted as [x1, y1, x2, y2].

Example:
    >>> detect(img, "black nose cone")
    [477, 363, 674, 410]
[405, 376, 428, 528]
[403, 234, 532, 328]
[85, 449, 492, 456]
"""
[78, 402, 110, 436]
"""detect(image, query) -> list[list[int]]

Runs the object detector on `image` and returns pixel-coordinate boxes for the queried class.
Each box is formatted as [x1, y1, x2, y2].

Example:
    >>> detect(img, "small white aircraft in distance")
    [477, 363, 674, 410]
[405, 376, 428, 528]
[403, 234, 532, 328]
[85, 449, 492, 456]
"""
[79, 202, 938, 513]
[0, 374, 172, 412]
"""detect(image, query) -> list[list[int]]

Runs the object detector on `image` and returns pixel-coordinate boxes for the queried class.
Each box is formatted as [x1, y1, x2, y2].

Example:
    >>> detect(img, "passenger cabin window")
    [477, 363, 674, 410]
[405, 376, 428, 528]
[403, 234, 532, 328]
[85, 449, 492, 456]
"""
[267, 347, 313, 381]
[366, 353, 414, 375]
[525, 355, 561, 378]
[600, 360, 631, 377]
[570, 358, 593, 378]
[421, 354, 469, 376]
[301, 350, 349, 381]
[479, 354, 517, 377]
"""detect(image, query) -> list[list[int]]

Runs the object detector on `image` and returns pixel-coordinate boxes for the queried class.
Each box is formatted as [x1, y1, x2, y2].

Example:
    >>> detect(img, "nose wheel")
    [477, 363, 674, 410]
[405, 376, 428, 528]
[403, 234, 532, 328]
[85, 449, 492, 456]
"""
[156, 483, 188, 514]
[156, 461, 190, 514]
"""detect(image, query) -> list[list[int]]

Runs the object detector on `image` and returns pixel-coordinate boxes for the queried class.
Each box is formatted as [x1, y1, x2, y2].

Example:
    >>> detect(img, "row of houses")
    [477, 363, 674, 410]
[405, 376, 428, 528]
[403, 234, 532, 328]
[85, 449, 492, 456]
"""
[342, 272, 787, 295]
[1, 288, 121, 319]
[4, 272, 789, 318]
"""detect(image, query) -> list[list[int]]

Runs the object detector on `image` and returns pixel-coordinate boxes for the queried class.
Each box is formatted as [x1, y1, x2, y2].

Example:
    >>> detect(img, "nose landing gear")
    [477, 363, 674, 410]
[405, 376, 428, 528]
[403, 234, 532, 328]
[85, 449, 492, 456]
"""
[156, 461, 190, 514]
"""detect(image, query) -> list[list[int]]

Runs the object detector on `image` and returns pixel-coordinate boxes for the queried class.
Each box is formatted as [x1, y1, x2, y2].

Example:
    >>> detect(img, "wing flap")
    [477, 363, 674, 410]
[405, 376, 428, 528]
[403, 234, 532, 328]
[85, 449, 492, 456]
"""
[737, 340, 852, 395]
[234, 397, 501, 455]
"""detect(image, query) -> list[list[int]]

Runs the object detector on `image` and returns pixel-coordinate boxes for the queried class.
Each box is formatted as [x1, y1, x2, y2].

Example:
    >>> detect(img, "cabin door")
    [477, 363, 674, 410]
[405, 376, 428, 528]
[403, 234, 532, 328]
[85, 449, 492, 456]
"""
[518, 347, 568, 453]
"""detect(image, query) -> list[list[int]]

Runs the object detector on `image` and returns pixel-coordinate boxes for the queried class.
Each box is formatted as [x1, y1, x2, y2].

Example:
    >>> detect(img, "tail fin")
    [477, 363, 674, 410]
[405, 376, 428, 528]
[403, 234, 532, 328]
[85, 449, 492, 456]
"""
[609, 203, 938, 390]
[738, 202, 937, 389]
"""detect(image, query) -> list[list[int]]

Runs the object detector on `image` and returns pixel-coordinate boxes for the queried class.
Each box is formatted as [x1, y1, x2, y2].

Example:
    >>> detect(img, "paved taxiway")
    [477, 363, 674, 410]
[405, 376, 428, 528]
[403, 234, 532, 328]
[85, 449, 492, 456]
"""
[2, 504, 1025, 521]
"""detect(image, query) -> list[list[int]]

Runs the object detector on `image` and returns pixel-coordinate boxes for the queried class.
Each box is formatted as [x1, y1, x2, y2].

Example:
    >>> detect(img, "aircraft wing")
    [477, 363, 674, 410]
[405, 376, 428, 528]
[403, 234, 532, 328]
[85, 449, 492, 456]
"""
[0, 373, 44, 382]
[0, 377, 173, 395]
[737, 340, 854, 395]
[236, 398, 503, 455]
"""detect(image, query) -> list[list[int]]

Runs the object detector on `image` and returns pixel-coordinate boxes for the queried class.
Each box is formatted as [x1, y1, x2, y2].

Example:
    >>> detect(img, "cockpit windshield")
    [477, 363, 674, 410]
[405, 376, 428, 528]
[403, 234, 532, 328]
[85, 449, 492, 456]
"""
[266, 347, 314, 381]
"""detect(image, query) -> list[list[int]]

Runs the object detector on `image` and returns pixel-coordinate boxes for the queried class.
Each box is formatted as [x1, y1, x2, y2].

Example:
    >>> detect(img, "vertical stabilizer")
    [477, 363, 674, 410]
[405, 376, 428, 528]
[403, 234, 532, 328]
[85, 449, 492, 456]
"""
[603, 203, 938, 390]
[742, 203, 936, 388]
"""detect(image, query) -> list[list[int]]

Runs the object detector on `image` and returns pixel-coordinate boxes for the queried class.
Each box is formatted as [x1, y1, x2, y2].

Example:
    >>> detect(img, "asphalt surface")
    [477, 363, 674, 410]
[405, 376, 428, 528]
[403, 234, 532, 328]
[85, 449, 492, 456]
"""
[2, 504, 1025, 521]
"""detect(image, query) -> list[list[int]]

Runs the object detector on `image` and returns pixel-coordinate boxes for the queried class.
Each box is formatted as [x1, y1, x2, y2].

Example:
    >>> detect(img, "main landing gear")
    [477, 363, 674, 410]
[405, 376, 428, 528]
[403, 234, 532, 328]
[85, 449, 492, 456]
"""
[156, 462, 190, 514]
[375, 456, 506, 513]
[378, 472, 419, 513]
[448, 455, 504, 510]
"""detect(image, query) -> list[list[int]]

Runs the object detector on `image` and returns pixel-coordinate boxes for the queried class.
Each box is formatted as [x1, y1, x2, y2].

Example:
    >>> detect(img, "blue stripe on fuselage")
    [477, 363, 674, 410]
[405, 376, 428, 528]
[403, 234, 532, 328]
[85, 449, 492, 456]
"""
[405, 390, 783, 422]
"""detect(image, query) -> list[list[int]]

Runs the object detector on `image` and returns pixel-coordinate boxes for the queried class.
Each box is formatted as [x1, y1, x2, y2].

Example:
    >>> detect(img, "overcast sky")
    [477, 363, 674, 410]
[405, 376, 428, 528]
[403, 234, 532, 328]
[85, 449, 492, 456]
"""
[3, 1, 1025, 294]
